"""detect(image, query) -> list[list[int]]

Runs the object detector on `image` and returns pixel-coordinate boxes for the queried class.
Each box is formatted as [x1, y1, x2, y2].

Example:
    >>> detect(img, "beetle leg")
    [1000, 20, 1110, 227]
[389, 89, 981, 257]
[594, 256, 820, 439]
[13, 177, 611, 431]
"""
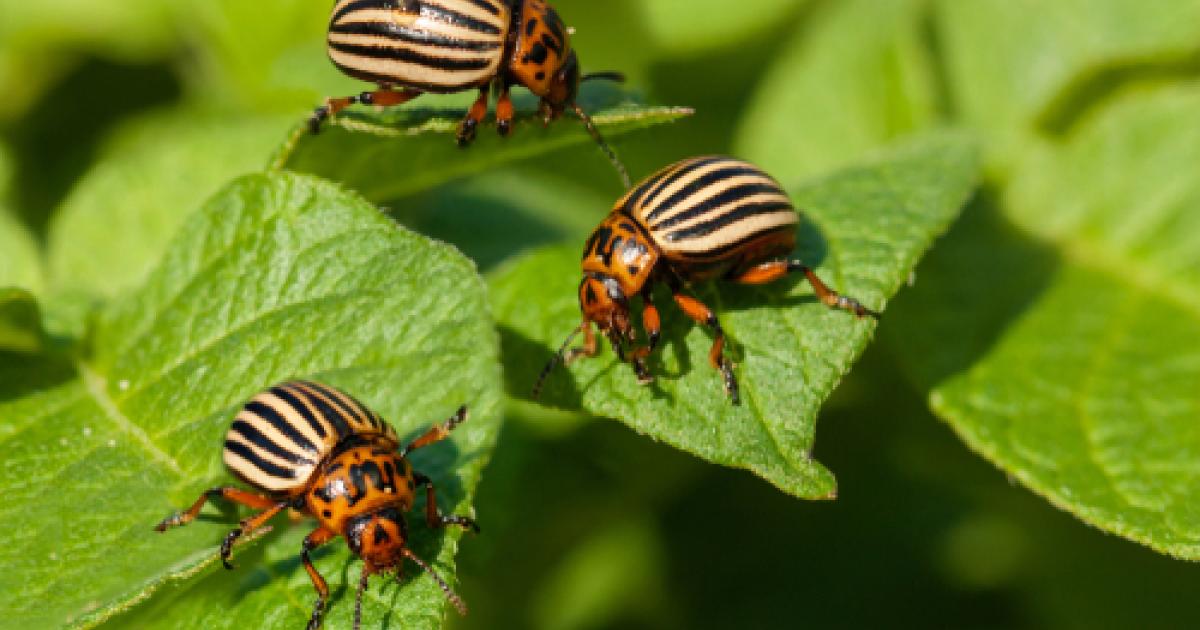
[414, 472, 480, 533]
[154, 486, 278, 532]
[627, 291, 661, 384]
[672, 292, 740, 405]
[302, 526, 338, 630]
[495, 83, 514, 137]
[309, 86, 421, 133]
[401, 405, 469, 456]
[730, 261, 876, 318]
[457, 87, 490, 146]
[562, 321, 598, 364]
[219, 501, 287, 570]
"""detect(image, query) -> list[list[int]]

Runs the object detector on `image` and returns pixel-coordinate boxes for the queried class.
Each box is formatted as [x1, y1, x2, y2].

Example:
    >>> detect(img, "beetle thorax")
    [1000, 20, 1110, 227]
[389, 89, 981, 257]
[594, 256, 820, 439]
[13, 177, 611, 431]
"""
[509, 0, 574, 100]
[581, 213, 659, 297]
[305, 441, 415, 534]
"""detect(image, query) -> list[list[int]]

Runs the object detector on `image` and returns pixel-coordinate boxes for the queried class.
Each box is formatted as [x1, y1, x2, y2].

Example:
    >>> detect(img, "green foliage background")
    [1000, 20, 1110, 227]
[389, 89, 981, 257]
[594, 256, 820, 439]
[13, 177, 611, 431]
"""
[2, 0, 1199, 628]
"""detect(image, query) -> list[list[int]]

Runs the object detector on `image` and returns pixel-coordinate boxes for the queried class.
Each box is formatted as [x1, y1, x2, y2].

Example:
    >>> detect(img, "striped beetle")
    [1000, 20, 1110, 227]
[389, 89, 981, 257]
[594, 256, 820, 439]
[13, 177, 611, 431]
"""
[312, 0, 629, 185]
[155, 381, 477, 630]
[534, 156, 877, 405]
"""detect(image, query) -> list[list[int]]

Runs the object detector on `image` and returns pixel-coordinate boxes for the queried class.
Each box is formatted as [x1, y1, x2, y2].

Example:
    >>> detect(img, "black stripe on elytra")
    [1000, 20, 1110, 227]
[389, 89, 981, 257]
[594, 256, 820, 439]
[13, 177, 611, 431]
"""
[423, 2, 503, 35]
[229, 420, 317, 466]
[465, 0, 503, 17]
[225, 439, 297, 479]
[664, 201, 795, 243]
[332, 0, 417, 26]
[651, 182, 786, 231]
[635, 157, 725, 213]
[330, 41, 493, 71]
[323, 386, 371, 427]
[329, 21, 502, 51]
[245, 401, 320, 454]
[671, 217, 796, 260]
[296, 383, 355, 440]
[644, 166, 771, 223]
[331, 60, 483, 91]
[342, 390, 384, 431]
[272, 385, 327, 440]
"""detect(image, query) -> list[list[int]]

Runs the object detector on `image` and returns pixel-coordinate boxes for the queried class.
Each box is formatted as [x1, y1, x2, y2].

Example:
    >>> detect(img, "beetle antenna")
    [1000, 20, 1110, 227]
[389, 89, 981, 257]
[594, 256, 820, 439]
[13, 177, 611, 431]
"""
[533, 323, 584, 400]
[581, 71, 626, 83]
[354, 565, 370, 630]
[402, 548, 467, 616]
[572, 103, 631, 189]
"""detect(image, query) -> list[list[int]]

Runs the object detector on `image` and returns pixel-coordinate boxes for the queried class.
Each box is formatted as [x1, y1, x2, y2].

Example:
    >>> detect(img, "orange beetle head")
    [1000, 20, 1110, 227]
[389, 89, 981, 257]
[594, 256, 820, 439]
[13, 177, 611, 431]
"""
[345, 506, 468, 618]
[541, 50, 581, 121]
[347, 507, 408, 573]
[579, 274, 634, 353]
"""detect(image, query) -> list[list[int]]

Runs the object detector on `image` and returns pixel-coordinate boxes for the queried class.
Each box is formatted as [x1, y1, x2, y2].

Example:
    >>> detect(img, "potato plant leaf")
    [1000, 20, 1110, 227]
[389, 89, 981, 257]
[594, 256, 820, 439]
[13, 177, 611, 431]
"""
[47, 112, 297, 298]
[0, 288, 43, 353]
[935, 0, 1200, 162]
[0, 146, 42, 294]
[889, 85, 1200, 558]
[489, 133, 978, 498]
[274, 97, 693, 203]
[0, 172, 503, 628]
[737, 0, 940, 183]
[636, 0, 805, 57]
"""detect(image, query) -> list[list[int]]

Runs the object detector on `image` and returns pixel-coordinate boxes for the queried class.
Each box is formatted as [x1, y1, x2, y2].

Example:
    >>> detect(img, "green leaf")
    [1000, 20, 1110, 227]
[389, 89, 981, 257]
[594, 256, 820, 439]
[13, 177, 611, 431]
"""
[0, 172, 502, 627]
[0, 288, 43, 353]
[46, 111, 296, 298]
[635, 0, 806, 57]
[737, 0, 941, 182]
[935, 0, 1200, 162]
[889, 84, 1200, 557]
[489, 133, 979, 498]
[177, 0, 349, 111]
[390, 168, 614, 274]
[0, 0, 179, 121]
[274, 98, 694, 203]
[0, 145, 43, 294]
[0, 209, 41, 293]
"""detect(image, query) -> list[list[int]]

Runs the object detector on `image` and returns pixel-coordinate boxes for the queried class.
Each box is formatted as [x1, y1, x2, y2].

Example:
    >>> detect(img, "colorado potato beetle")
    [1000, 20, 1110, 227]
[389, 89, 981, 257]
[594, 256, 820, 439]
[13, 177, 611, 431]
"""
[534, 156, 877, 405]
[311, 0, 629, 185]
[155, 381, 477, 630]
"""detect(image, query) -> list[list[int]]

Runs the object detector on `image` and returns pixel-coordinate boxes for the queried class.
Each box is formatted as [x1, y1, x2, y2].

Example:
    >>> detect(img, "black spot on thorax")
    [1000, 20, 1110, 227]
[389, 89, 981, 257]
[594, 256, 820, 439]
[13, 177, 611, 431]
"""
[523, 42, 549, 65]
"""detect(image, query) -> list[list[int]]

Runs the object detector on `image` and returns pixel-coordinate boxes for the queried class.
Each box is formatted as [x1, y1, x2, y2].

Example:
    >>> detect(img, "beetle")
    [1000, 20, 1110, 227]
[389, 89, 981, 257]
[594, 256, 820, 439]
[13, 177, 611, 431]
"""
[155, 380, 477, 630]
[310, 0, 629, 185]
[533, 156, 877, 405]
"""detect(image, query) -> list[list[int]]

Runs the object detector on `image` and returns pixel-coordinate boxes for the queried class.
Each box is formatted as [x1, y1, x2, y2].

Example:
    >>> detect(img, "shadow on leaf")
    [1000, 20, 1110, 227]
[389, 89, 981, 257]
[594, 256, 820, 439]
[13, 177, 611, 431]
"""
[882, 187, 1060, 390]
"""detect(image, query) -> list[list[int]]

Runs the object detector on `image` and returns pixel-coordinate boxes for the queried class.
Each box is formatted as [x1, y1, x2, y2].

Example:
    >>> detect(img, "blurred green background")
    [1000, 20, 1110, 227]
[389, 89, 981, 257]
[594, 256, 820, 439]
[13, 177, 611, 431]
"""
[3, 0, 1199, 628]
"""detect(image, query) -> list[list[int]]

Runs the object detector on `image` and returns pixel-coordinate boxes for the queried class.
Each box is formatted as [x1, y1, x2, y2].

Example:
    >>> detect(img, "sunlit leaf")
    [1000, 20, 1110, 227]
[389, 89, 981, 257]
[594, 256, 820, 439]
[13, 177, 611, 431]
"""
[888, 84, 1200, 558]
[0, 172, 502, 628]
[737, 0, 940, 182]
[46, 111, 295, 298]
[935, 0, 1200, 162]
[636, 0, 806, 57]
[490, 133, 978, 498]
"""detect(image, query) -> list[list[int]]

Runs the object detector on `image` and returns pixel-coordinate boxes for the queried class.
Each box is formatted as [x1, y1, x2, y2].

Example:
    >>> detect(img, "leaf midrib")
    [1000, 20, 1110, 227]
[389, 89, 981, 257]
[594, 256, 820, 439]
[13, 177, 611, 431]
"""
[78, 359, 183, 475]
